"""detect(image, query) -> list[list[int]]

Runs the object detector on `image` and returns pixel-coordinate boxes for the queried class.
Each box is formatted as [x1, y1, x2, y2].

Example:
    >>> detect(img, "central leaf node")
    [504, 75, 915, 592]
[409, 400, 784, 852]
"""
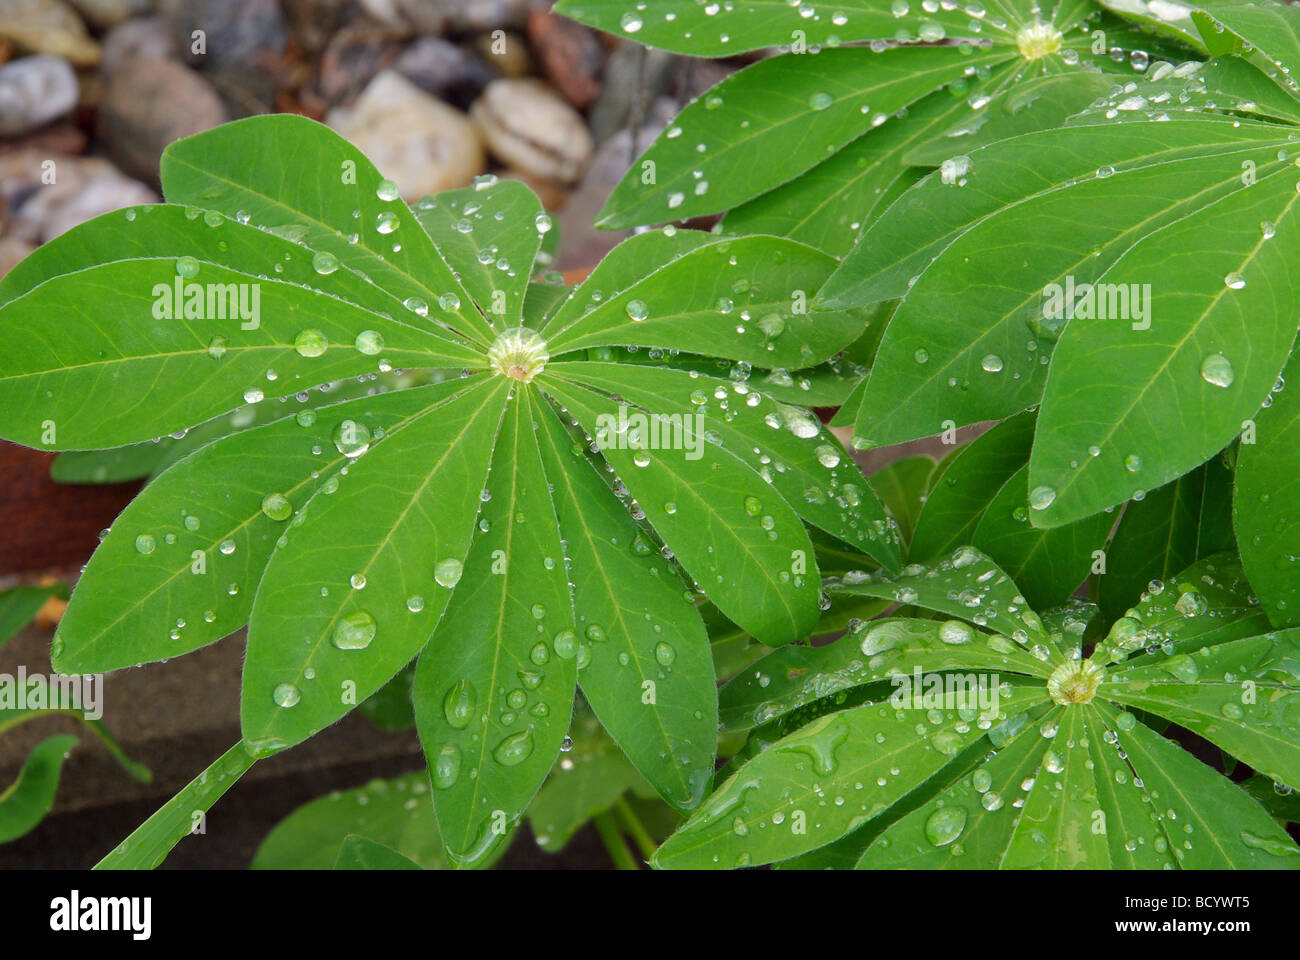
[1047, 659, 1105, 705]
[487, 327, 549, 382]
[1016, 21, 1062, 61]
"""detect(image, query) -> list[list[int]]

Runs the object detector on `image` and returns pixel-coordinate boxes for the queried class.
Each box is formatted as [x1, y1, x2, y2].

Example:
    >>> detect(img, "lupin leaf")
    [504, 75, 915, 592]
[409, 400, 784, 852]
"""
[0, 735, 78, 844]
[54, 382, 470, 674]
[653, 683, 1049, 869]
[412, 390, 577, 868]
[242, 378, 509, 753]
[1236, 353, 1300, 627]
[410, 179, 546, 329]
[828, 546, 1056, 655]
[334, 835, 423, 870]
[911, 413, 1036, 562]
[544, 233, 864, 370]
[252, 771, 447, 870]
[533, 407, 717, 812]
[969, 463, 1114, 609]
[540, 376, 822, 647]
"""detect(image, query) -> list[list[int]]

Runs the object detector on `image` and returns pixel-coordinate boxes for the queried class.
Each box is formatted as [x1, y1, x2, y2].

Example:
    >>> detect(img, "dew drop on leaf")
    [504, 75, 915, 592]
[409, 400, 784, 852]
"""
[924, 806, 967, 846]
[442, 679, 476, 728]
[1200, 353, 1235, 388]
[332, 610, 376, 650]
[272, 683, 301, 708]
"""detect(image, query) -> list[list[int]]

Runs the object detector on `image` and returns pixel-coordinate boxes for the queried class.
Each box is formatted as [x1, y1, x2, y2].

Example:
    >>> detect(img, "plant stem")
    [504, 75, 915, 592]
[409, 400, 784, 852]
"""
[593, 810, 640, 870]
[613, 796, 657, 860]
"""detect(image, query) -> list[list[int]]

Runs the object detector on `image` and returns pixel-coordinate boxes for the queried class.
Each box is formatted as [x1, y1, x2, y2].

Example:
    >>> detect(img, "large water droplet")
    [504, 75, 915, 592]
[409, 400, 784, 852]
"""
[332, 609, 376, 649]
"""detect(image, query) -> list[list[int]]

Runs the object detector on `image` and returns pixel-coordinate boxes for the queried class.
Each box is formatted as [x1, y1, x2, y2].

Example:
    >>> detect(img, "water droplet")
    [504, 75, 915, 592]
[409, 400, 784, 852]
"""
[654, 642, 676, 666]
[332, 609, 376, 649]
[620, 11, 643, 32]
[1200, 353, 1234, 388]
[312, 251, 339, 275]
[626, 298, 649, 322]
[134, 534, 156, 555]
[261, 492, 293, 521]
[294, 328, 328, 358]
[809, 92, 834, 111]
[355, 330, 384, 355]
[375, 179, 400, 202]
[924, 806, 967, 846]
[431, 742, 461, 789]
[493, 730, 534, 766]
[434, 557, 463, 588]
[443, 679, 476, 728]
[272, 683, 301, 707]
[175, 256, 200, 279]
[1029, 485, 1057, 510]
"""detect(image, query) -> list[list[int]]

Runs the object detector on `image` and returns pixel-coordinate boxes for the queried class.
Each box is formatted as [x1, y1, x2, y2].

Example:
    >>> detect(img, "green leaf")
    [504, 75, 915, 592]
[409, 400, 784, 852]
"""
[51, 444, 173, 484]
[528, 713, 647, 853]
[54, 382, 469, 674]
[1094, 553, 1269, 664]
[1104, 628, 1300, 790]
[863, 455, 936, 548]
[1242, 773, 1300, 823]
[160, 114, 490, 346]
[533, 405, 716, 811]
[411, 180, 545, 329]
[1098, 462, 1219, 623]
[720, 85, 975, 257]
[858, 698, 1300, 867]
[98, 741, 256, 868]
[827, 119, 1294, 450]
[911, 413, 1035, 561]
[252, 771, 447, 869]
[1193, 1, 1300, 80]
[540, 376, 821, 647]
[828, 547, 1057, 658]
[970, 463, 1114, 609]
[544, 232, 863, 370]
[653, 682, 1049, 868]
[334, 835, 423, 869]
[719, 616, 1053, 733]
[413, 390, 578, 868]
[904, 71, 1115, 166]
[0, 734, 77, 844]
[1236, 353, 1300, 627]
[1028, 131, 1300, 527]
[593, 45, 1007, 229]
[555, 0, 1000, 57]
[240, 378, 509, 754]
[0, 584, 65, 651]
[553, 361, 900, 570]
[0, 256, 475, 449]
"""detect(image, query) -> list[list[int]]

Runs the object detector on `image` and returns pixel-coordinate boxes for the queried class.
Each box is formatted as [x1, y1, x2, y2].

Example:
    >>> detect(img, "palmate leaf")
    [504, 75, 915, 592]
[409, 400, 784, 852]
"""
[563, 0, 1170, 245]
[819, 26, 1300, 528]
[656, 550, 1300, 868]
[0, 114, 871, 868]
[252, 771, 449, 870]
